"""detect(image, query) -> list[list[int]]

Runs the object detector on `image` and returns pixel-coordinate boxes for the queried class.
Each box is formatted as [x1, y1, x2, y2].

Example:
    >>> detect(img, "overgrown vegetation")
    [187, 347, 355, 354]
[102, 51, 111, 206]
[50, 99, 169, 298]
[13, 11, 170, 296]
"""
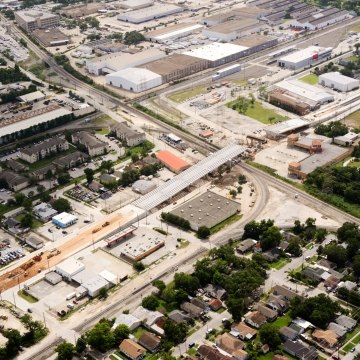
[161, 212, 191, 231]
[314, 120, 348, 138]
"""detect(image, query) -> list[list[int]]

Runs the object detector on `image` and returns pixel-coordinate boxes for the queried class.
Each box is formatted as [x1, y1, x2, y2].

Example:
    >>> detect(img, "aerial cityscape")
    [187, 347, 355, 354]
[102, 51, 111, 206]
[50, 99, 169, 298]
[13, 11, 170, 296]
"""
[0, 0, 358, 359]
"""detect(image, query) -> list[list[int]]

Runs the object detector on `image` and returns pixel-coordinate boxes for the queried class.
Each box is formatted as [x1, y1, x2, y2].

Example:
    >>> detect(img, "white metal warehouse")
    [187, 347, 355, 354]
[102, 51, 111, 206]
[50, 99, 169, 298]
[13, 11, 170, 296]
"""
[106, 68, 162, 92]
[319, 72, 359, 92]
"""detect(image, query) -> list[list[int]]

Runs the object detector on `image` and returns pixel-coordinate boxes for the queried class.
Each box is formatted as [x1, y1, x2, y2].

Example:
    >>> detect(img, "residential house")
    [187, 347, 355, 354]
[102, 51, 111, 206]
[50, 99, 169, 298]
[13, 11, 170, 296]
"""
[267, 294, 289, 314]
[112, 313, 141, 331]
[112, 122, 146, 147]
[244, 311, 267, 329]
[312, 329, 338, 348]
[33, 202, 58, 222]
[30, 164, 56, 181]
[53, 151, 90, 170]
[180, 302, 203, 318]
[302, 267, 325, 283]
[198, 345, 232, 360]
[138, 331, 161, 353]
[19, 138, 69, 163]
[288, 323, 305, 335]
[257, 304, 277, 321]
[283, 340, 318, 360]
[215, 333, 245, 355]
[191, 297, 210, 312]
[335, 315, 357, 331]
[100, 173, 118, 186]
[132, 306, 165, 335]
[324, 274, 341, 290]
[236, 239, 257, 254]
[119, 339, 146, 360]
[291, 318, 315, 331]
[5, 217, 28, 234]
[6, 159, 28, 172]
[72, 131, 110, 157]
[328, 322, 347, 339]
[338, 280, 357, 291]
[278, 240, 289, 252]
[317, 258, 336, 269]
[231, 322, 257, 340]
[0, 171, 28, 191]
[272, 285, 298, 300]
[209, 298, 222, 311]
[88, 180, 102, 192]
[204, 284, 227, 300]
[168, 310, 191, 324]
[232, 349, 248, 360]
[279, 326, 298, 341]
[262, 248, 280, 262]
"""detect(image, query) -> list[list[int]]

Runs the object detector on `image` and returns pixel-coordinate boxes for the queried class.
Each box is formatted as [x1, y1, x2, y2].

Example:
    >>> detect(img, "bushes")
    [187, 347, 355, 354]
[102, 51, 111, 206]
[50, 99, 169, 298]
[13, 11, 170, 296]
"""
[161, 212, 190, 230]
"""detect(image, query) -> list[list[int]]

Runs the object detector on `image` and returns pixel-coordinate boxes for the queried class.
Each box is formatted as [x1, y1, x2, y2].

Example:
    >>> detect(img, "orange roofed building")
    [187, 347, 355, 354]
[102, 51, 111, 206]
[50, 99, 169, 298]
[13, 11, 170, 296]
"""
[155, 150, 190, 174]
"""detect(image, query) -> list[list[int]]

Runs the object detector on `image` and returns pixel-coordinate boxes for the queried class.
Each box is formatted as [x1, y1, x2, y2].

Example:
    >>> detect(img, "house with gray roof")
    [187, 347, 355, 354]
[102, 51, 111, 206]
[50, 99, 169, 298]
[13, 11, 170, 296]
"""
[0, 171, 28, 191]
[168, 310, 191, 324]
[53, 151, 90, 169]
[335, 315, 357, 331]
[6, 159, 28, 172]
[328, 322, 347, 338]
[112, 122, 146, 147]
[72, 131, 110, 157]
[236, 239, 257, 254]
[180, 302, 203, 318]
[30, 164, 56, 180]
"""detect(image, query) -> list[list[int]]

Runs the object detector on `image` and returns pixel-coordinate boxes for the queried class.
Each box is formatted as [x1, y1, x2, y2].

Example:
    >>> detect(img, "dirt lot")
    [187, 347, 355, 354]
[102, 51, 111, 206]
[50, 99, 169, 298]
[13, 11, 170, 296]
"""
[0, 212, 130, 292]
[343, 110, 360, 128]
[0, 306, 26, 334]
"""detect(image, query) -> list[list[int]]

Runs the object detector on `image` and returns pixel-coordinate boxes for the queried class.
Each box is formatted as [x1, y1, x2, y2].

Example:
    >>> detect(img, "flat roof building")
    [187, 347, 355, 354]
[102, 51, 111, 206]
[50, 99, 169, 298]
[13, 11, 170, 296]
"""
[278, 46, 332, 70]
[145, 23, 203, 43]
[86, 48, 165, 75]
[15, 10, 59, 32]
[72, 270, 110, 297]
[132, 180, 156, 195]
[106, 67, 162, 92]
[233, 34, 278, 56]
[25, 236, 44, 250]
[171, 191, 240, 231]
[52, 212, 78, 228]
[33, 202, 58, 222]
[184, 43, 249, 67]
[118, 3, 183, 24]
[121, 235, 164, 262]
[32, 28, 70, 47]
[319, 71, 359, 92]
[140, 53, 209, 83]
[119, 0, 154, 10]
[264, 118, 309, 139]
[18, 90, 45, 103]
[155, 150, 190, 174]
[55, 258, 85, 281]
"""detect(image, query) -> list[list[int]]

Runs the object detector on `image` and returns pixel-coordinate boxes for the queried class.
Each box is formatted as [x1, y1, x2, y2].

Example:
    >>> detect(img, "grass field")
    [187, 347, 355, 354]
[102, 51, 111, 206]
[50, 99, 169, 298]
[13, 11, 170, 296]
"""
[228, 99, 288, 124]
[168, 86, 207, 103]
[96, 128, 110, 135]
[210, 213, 242, 235]
[132, 326, 146, 339]
[299, 73, 319, 85]
[349, 160, 360, 168]
[270, 258, 291, 270]
[18, 290, 38, 303]
[272, 313, 292, 329]
[344, 109, 360, 128]
[351, 25, 360, 32]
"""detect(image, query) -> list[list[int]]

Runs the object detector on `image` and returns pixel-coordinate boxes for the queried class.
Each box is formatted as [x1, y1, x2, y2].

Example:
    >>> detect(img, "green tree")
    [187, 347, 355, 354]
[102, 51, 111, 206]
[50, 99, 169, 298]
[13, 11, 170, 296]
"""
[40, 191, 52, 202]
[3, 328, 22, 358]
[163, 319, 187, 345]
[99, 287, 108, 299]
[55, 341, 75, 360]
[352, 255, 360, 277]
[84, 168, 94, 183]
[226, 295, 244, 322]
[287, 238, 302, 257]
[57, 173, 71, 185]
[75, 336, 86, 354]
[113, 324, 130, 344]
[133, 261, 145, 272]
[86, 320, 115, 353]
[21, 213, 34, 228]
[23, 198, 32, 211]
[324, 244, 347, 267]
[14, 192, 26, 205]
[259, 324, 281, 349]
[53, 198, 71, 213]
[260, 226, 282, 251]
[197, 226, 210, 239]
[123, 31, 145, 45]
[174, 272, 200, 295]
[142, 295, 159, 310]
[229, 189, 237, 198]
[131, 154, 139, 163]
[152, 280, 166, 293]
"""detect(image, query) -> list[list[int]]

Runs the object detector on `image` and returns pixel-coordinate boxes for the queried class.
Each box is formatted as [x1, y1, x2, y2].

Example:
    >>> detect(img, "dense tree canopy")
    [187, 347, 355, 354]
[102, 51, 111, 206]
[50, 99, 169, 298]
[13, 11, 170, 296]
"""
[314, 121, 348, 138]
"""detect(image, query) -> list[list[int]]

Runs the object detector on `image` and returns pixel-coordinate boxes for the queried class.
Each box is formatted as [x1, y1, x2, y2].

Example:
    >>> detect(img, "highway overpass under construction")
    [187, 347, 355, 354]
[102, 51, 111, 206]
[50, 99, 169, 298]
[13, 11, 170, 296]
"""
[133, 144, 245, 212]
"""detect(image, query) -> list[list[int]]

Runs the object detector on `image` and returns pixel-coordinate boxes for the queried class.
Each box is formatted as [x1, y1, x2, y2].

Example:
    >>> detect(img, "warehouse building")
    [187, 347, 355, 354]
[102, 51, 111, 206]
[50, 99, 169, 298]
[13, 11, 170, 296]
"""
[264, 118, 310, 140]
[184, 43, 249, 67]
[132, 180, 156, 195]
[319, 72, 359, 92]
[171, 191, 240, 231]
[119, 0, 154, 10]
[278, 46, 332, 70]
[140, 53, 209, 83]
[269, 90, 311, 115]
[106, 67, 162, 92]
[72, 270, 110, 297]
[121, 236, 164, 262]
[334, 132, 358, 146]
[15, 10, 59, 32]
[117, 4, 183, 24]
[233, 34, 278, 56]
[273, 79, 334, 108]
[32, 28, 70, 47]
[202, 18, 266, 42]
[145, 23, 203, 43]
[155, 150, 190, 174]
[55, 258, 85, 281]
[86, 48, 165, 75]
[52, 212, 78, 228]
[290, 8, 351, 31]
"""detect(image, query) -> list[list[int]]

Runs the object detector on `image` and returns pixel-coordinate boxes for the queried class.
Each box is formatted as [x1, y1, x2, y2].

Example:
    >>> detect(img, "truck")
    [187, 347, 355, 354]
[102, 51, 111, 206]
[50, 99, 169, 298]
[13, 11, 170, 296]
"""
[66, 292, 76, 300]
[212, 64, 241, 81]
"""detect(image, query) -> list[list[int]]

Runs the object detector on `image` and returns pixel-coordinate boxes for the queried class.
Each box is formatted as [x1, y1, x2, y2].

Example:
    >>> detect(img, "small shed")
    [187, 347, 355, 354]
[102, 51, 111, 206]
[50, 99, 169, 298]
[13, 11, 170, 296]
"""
[45, 271, 62, 285]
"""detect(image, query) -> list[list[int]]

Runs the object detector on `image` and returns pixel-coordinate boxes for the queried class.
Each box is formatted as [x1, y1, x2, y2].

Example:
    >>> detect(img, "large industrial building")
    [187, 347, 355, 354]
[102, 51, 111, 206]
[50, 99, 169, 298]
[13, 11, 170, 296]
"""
[272, 79, 334, 109]
[202, 18, 266, 41]
[233, 34, 278, 55]
[106, 67, 162, 92]
[145, 23, 203, 43]
[184, 43, 248, 67]
[15, 10, 59, 32]
[86, 48, 165, 75]
[264, 118, 310, 140]
[290, 8, 351, 30]
[278, 46, 332, 70]
[319, 72, 359, 92]
[170, 191, 240, 231]
[269, 90, 311, 116]
[117, 3, 182, 23]
[119, 0, 154, 10]
[32, 28, 70, 47]
[140, 53, 209, 83]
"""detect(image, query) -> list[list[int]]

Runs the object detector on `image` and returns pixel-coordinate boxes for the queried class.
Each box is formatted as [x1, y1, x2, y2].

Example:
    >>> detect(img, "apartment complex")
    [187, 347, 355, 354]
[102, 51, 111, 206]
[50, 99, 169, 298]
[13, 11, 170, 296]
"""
[15, 10, 59, 32]
[71, 131, 110, 157]
[112, 122, 146, 147]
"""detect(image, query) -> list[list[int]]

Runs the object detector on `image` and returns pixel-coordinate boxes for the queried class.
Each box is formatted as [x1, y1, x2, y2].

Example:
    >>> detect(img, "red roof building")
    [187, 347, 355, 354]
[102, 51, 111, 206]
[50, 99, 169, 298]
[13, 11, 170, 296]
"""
[155, 150, 190, 174]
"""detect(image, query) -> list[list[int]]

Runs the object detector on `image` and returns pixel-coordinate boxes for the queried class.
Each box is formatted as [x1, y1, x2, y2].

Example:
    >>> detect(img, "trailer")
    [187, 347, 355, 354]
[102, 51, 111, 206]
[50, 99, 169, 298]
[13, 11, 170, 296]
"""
[212, 64, 241, 81]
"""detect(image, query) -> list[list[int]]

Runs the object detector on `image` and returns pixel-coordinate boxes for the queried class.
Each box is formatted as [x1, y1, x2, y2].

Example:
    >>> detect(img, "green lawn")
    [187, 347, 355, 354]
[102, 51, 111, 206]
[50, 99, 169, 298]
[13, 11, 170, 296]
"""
[349, 160, 360, 168]
[18, 290, 38, 303]
[187, 347, 198, 356]
[210, 214, 242, 235]
[168, 86, 207, 103]
[344, 109, 360, 128]
[270, 258, 291, 270]
[272, 313, 292, 329]
[228, 99, 288, 124]
[156, 299, 177, 313]
[299, 73, 319, 85]
[132, 326, 146, 339]
[343, 342, 356, 353]
[16, 214, 42, 229]
[96, 128, 110, 135]
[351, 25, 360, 32]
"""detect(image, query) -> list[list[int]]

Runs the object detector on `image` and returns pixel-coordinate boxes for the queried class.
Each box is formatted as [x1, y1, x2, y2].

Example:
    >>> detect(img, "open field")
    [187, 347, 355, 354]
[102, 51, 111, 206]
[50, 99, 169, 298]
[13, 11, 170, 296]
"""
[168, 86, 207, 103]
[299, 73, 319, 85]
[343, 110, 360, 128]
